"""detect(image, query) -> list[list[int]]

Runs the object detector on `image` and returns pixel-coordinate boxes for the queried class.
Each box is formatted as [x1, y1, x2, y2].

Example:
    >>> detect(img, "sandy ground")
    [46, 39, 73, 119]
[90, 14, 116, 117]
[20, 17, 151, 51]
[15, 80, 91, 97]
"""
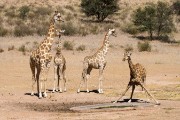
[0, 31, 180, 120]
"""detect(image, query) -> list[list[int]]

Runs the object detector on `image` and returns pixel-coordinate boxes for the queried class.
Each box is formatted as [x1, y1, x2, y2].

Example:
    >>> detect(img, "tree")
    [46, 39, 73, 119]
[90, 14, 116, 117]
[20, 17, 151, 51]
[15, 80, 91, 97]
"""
[133, 5, 156, 40]
[133, 2, 174, 40]
[172, 0, 180, 15]
[81, 0, 119, 22]
[156, 1, 173, 37]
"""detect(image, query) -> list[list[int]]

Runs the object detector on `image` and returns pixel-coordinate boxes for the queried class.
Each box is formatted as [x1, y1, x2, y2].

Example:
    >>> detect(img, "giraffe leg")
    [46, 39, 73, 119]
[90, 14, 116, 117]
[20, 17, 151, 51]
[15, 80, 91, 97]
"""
[113, 85, 131, 103]
[98, 68, 104, 94]
[30, 60, 36, 96]
[43, 62, 51, 97]
[53, 65, 58, 93]
[63, 70, 67, 92]
[59, 66, 64, 93]
[139, 83, 160, 105]
[128, 85, 135, 103]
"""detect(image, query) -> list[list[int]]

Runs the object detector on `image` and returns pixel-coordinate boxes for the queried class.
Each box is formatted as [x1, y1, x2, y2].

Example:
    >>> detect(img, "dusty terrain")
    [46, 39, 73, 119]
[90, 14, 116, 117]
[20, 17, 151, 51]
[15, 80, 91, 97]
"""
[0, 30, 180, 119]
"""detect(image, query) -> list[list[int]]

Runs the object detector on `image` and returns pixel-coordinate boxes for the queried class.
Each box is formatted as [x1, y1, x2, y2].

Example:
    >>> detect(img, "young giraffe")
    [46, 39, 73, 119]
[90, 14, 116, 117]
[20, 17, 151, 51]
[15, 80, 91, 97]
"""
[30, 11, 64, 99]
[114, 52, 160, 105]
[53, 29, 67, 93]
[77, 29, 117, 93]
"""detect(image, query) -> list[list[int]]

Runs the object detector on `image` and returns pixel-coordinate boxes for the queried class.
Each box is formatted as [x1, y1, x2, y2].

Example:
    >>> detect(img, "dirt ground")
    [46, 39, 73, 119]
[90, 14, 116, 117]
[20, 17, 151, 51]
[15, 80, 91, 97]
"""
[0, 31, 180, 120]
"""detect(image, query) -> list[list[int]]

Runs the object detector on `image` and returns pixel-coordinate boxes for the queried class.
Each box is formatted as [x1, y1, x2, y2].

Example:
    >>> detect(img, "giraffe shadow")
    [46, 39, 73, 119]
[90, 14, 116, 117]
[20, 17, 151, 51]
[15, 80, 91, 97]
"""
[79, 90, 99, 93]
[115, 99, 149, 103]
[24, 93, 38, 97]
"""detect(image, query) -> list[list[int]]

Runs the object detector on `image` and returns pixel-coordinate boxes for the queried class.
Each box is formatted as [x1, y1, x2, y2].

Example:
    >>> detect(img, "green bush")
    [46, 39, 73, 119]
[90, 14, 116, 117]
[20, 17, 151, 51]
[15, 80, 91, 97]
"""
[18, 44, 26, 52]
[124, 44, 134, 52]
[121, 23, 139, 35]
[172, 0, 180, 15]
[137, 41, 151, 52]
[14, 24, 34, 37]
[76, 44, 86, 51]
[0, 27, 8, 36]
[81, 0, 119, 22]
[19, 5, 30, 19]
[61, 22, 77, 36]
[63, 41, 74, 50]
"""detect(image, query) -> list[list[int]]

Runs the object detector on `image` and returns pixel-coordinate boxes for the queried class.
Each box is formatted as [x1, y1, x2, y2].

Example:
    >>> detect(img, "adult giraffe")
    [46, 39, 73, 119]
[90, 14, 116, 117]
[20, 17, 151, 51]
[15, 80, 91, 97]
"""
[30, 11, 64, 98]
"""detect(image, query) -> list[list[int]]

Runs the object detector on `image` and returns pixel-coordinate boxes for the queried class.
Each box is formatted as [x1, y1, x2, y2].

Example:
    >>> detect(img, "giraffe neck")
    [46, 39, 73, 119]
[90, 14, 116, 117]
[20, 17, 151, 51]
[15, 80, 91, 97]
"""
[39, 20, 56, 52]
[128, 58, 135, 73]
[101, 33, 110, 56]
[56, 40, 62, 55]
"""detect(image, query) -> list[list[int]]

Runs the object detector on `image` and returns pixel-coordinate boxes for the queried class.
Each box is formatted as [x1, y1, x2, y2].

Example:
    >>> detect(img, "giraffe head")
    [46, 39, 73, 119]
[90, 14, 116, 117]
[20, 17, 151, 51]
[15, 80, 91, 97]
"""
[122, 51, 132, 61]
[53, 11, 64, 23]
[108, 29, 117, 37]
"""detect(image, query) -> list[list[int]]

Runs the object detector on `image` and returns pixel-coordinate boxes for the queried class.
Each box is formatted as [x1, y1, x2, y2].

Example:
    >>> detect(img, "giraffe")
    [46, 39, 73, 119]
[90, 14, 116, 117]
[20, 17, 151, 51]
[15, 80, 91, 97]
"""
[77, 29, 117, 93]
[30, 11, 64, 99]
[113, 52, 160, 105]
[53, 29, 67, 93]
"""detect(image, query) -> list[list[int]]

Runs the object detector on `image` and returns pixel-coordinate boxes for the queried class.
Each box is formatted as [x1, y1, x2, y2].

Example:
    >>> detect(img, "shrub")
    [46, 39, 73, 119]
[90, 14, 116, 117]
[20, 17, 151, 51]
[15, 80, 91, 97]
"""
[0, 27, 8, 36]
[65, 5, 75, 11]
[18, 44, 26, 52]
[137, 41, 151, 52]
[19, 5, 30, 19]
[61, 22, 77, 36]
[81, 0, 119, 22]
[172, 0, 180, 15]
[0, 48, 4, 53]
[14, 24, 34, 37]
[124, 44, 133, 52]
[8, 45, 15, 51]
[63, 41, 74, 50]
[35, 7, 52, 16]
[121, 23, 139, 35]
[76, 44, 86, 51]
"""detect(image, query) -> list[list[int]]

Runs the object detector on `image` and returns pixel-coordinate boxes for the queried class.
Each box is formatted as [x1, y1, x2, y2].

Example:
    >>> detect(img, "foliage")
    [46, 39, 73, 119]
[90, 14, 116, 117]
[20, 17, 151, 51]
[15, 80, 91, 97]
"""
[14, 24, 34, 37]
[133, 2, 174, 40]
[172, 0, 180, 15]
[156, 1, 174, 37]
[61, 22, 77, 36]
[137, 41, 151, 52]
[63, 41, 74, 50]
[81, 0, 119, 22]
[18, 5, 30, 19]
[76, 44, 86, 51]
[124, 44, 133, 52]
[133, 4, 156, 40]
[0, 27, 8, 36]
[18, 44, 26, 52]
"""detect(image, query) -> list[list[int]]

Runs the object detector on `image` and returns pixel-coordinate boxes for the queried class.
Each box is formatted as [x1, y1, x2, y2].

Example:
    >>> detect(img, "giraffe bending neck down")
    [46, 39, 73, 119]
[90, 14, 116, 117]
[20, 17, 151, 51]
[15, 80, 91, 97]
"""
[77, 29, 117, 94]
[53, 30, 67, 93]
[30, 11, 64, 99]
[114, 52, 160, 105]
